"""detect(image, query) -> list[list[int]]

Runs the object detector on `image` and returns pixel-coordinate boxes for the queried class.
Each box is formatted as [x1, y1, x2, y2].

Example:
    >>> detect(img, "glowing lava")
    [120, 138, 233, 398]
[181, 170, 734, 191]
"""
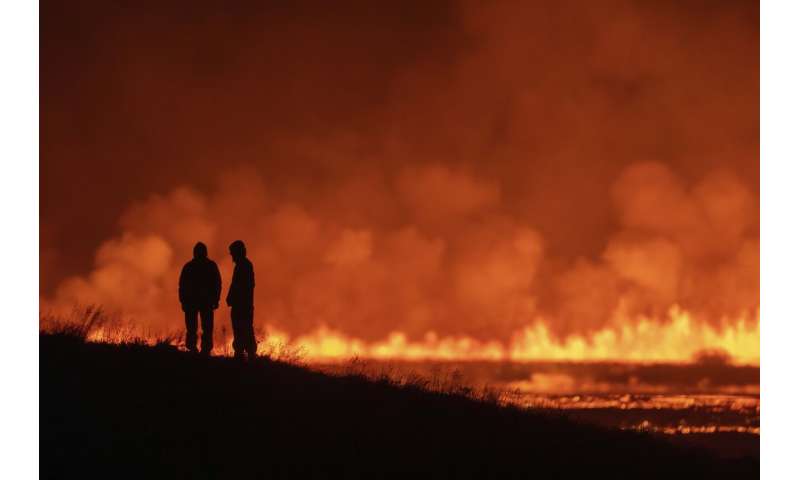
[260, 306, 758, 364]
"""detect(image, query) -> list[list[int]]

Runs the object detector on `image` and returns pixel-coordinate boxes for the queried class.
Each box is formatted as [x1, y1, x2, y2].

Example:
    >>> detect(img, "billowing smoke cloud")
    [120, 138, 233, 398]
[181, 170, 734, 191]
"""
[41, 0, 758, 344]
[550, 162, 758, 337]
[47, 160, 758, 342]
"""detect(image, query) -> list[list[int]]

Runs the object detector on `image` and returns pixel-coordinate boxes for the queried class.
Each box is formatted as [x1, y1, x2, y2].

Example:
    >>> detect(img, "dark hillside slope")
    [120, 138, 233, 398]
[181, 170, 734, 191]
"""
[40, 334, 757, 479]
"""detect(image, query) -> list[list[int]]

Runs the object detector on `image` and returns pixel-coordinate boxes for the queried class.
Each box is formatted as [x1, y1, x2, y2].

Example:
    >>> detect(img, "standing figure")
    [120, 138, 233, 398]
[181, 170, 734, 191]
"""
[226, 240, 257, 359]
[178, 242, 222, 355]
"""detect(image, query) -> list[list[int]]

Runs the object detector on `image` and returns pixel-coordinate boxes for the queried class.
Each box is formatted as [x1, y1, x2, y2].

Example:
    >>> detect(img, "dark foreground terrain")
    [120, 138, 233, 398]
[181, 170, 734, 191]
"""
[40, 333, 758, 479]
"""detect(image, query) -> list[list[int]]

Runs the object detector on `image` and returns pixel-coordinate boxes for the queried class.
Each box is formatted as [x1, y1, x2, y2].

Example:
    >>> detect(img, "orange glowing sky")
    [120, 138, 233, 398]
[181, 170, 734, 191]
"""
[40, 0, 759, 362]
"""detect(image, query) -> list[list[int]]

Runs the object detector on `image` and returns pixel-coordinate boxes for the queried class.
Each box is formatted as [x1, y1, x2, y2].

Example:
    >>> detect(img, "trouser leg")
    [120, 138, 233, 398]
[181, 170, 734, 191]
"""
[243, 307, 257, 358]
[231, 306, 256, 358]
[184, 309, 199, 352]
[231, 307, 244, 357]
[199, 308, 214, 355]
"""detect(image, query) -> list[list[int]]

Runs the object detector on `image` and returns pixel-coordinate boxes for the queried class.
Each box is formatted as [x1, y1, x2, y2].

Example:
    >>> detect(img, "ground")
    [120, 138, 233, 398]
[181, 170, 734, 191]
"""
[40, 333, 758, 479]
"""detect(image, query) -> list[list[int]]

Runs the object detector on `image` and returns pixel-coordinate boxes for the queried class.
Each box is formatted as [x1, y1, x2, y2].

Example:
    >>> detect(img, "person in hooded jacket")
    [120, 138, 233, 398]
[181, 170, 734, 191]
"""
[178, 242, 222, 355]
[226, 240, 257, 360]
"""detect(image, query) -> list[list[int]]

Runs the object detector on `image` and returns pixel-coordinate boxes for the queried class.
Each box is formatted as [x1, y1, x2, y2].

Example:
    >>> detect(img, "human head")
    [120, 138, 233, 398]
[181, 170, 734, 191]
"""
[229, 240, 246, 261]
[193, 242, 208, 259]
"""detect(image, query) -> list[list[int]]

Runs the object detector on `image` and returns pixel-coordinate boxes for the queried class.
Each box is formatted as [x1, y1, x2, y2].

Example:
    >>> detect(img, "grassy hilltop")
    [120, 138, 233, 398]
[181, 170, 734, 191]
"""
[40, 332, 758, 479]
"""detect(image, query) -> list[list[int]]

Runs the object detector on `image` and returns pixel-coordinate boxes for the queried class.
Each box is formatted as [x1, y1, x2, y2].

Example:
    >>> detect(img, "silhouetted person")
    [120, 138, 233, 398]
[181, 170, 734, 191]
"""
[178, 242, 222, 355]
[226, 240, 257, 359]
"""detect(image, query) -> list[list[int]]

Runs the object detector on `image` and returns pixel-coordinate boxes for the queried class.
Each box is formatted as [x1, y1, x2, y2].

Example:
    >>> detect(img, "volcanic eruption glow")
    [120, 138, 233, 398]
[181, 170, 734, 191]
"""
[40, 1, 759, 367]
[54, 305, 758, 365]
[41, 160, 759, 364]
[228, 306, 759, 364]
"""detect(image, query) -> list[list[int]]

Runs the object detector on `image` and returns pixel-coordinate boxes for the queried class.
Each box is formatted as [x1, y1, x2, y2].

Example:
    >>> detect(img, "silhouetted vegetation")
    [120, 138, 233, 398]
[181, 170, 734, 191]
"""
[40, 331, 758, 479]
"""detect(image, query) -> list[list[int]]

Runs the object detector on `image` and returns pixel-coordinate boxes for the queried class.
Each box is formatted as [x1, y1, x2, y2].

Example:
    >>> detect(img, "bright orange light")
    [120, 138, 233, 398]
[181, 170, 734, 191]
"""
[46, 304, 759, 365]
[258, 305, 758, 364]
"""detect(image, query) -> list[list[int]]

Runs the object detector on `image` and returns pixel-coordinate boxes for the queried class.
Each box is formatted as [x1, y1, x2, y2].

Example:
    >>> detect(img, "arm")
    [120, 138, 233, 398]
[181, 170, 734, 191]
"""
[246, 261, 255, 306]
[178, 265, 188, 310]
[213, 263, 222, 309]
[226, 265, 235, 307]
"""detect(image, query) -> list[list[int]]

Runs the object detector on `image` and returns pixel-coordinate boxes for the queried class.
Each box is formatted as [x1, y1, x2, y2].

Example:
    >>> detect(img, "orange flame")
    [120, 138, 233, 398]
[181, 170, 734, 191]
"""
[47, 304, 758, 365]
[259, 306, 759, 365]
